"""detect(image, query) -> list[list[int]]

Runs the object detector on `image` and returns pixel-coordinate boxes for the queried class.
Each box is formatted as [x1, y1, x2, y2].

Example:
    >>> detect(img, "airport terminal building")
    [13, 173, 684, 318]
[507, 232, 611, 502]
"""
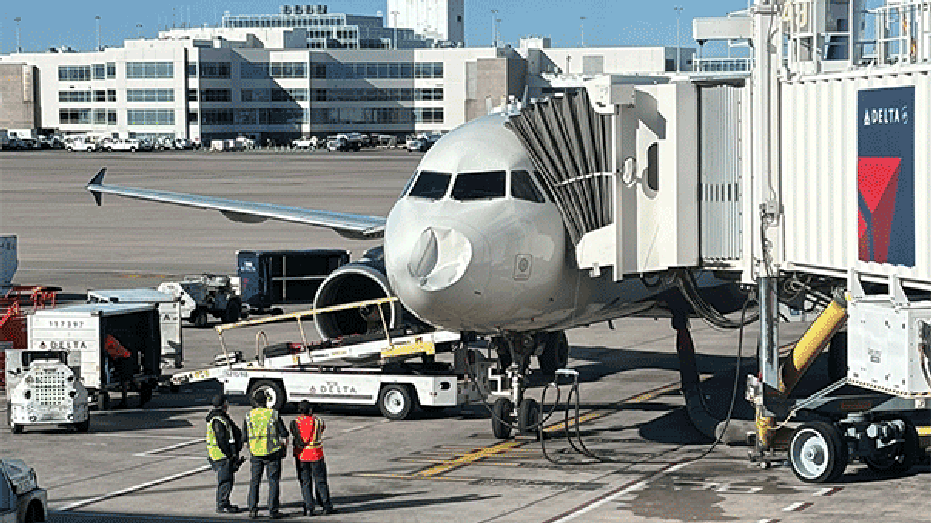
[0, 6, 691, 144]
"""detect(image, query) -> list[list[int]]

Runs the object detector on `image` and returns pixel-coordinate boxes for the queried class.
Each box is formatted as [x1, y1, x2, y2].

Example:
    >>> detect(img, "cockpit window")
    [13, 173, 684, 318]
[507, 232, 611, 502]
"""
[511, 170, 546, 203]
[408, 171, 451, 200]
[451, 171, 506, 201]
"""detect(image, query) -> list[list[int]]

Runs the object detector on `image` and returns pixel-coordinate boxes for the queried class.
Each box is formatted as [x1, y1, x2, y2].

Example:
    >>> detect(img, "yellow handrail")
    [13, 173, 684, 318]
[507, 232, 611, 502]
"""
[214, 296, 399, 369]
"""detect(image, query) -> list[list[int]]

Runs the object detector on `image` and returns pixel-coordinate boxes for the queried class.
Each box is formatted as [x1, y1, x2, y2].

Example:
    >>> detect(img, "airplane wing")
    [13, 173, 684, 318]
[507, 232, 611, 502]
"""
[85, 168, 386, 239]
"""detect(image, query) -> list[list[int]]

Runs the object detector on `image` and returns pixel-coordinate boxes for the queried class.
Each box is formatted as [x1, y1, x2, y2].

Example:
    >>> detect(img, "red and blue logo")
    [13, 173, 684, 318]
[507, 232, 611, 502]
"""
[858, 87, 915, 267]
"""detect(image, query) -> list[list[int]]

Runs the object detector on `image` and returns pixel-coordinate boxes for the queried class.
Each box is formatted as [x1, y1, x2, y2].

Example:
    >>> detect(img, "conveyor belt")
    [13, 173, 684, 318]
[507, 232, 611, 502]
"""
[505, 91, 614, 245]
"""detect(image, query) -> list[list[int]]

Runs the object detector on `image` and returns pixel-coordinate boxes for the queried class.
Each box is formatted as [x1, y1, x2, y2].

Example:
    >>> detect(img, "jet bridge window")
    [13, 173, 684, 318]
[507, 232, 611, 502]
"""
[511, 170, 545, 203]
[408, 171, 451, 200]
[451, 171, 506, 201]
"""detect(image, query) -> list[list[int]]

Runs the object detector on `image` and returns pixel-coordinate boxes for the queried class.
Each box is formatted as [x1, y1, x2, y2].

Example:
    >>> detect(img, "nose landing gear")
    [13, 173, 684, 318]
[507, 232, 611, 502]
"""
[490, 332, 558, 439]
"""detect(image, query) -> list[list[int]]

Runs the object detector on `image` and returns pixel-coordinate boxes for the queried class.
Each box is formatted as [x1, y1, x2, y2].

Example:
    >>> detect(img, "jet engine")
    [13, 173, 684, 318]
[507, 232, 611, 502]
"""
[313, 246, 426, 339]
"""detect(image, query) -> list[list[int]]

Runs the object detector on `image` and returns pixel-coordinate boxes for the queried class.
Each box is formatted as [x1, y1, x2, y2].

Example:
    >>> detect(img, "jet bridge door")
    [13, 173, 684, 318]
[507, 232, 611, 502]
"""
[506, 82, 700, 279]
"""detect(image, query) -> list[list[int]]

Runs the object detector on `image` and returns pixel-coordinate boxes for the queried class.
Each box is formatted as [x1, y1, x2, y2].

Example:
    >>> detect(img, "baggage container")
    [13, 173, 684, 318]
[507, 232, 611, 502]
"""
[237, 249, 349, 311]
[27, 303, 161, 408]
[86, 288, 184, 368]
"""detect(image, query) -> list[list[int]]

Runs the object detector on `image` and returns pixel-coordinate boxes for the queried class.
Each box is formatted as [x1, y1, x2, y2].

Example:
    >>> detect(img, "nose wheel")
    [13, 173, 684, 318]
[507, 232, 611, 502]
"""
[491, 333, 548, 439]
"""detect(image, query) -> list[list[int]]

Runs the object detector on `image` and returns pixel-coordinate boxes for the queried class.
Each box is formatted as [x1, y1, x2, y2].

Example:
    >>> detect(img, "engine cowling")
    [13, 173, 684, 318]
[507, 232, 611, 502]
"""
[313, 247, 427, 339]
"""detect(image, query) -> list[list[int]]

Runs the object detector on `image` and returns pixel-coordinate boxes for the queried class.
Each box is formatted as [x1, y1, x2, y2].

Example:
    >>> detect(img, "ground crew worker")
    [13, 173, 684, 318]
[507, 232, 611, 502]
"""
[243, 389, 288, 519]
[291, 401, 335, 516]
[207, 394, 243, 514]
[104, 334, 132, 408]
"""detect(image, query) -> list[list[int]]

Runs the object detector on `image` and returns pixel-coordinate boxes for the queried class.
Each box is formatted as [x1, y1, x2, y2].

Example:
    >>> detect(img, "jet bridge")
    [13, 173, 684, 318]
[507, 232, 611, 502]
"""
[506, 77, 700, 280]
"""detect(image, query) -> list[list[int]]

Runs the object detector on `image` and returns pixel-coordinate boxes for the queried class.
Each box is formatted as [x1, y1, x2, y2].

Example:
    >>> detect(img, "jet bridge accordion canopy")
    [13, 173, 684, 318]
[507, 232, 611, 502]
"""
[506, 81, 701, 279]
[505, 91, 614, 246]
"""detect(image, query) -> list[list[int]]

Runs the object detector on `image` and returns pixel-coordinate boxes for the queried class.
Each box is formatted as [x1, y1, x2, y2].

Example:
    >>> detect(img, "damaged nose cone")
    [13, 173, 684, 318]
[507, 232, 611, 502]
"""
[409, 228, 439, 278]
[407, 227, 472, 291]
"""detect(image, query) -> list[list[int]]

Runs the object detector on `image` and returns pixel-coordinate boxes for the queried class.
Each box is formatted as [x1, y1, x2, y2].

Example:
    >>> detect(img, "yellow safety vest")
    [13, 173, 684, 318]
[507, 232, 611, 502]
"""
[206, 416, 234, 461]
[246, 407, 282, 457]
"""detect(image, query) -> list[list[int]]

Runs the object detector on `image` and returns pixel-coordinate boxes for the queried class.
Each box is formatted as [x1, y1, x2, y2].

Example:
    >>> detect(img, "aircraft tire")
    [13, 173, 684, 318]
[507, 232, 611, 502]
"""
[518, 398, 540, 435]
[492, 397, 513, 439]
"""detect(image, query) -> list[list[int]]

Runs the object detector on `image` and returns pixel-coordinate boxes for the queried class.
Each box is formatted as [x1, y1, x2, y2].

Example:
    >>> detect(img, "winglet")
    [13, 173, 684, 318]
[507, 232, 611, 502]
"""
[87, 168, 107, 206]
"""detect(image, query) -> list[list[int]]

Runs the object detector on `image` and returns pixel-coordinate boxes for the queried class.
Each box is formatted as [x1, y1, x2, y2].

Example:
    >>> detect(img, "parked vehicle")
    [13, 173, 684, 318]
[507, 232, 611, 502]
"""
[66, 138, 98, 152]
[0, 459, 47, 523]
[327, 134, 361, 152]
[173, 138, 193, 150]
[157, 274, 244, 327]
[291, 137, 318, 149]
[103, 138, 144, 152]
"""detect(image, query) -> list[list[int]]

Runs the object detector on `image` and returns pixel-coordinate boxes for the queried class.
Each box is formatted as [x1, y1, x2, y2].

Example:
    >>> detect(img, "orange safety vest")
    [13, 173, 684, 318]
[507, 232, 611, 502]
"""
[105, 335, 131, 359]
[294, 415, 324, 462]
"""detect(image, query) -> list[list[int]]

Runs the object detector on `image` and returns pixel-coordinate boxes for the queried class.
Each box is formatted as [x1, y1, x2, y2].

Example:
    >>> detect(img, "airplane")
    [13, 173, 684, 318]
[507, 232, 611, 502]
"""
[86, 108, 744, 438]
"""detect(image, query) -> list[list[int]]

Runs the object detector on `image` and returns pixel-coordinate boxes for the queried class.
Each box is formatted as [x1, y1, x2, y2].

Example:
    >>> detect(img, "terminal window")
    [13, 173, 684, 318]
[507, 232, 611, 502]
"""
[200, 62, 231, 79]
[126, 62, 174, 79]
[127, 89, 175, 102]
[127, 109, 175, 125]
[59, 66, 91, 82]
[59, 108, 91, 124]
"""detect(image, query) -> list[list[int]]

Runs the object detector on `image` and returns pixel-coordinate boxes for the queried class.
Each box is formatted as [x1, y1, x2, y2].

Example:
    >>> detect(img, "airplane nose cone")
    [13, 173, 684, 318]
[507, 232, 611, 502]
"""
[407, 226, 473, 292]
[408, 228, 439, 278]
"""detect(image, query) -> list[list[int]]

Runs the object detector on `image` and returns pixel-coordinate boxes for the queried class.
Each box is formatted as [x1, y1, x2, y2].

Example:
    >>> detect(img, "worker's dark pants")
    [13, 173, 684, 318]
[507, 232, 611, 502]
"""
[209, 458, 235, 509]
[295, 458, 331, 511]
[247, 455, 281, 513]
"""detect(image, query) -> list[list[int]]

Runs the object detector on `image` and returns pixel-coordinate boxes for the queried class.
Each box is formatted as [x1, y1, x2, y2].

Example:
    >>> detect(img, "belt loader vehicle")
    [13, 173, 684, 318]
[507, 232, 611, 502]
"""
[172, 298, 496, 420]
[27, 303, 162, 411]
[5, 346, 89, 433]
[0, 459, 46, 523]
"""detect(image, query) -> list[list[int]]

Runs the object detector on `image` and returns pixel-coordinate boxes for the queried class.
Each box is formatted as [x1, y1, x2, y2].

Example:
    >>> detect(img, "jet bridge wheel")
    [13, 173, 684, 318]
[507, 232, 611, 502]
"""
[789, 422, 847, 483]
[864, 419, 919, 475]
[378, 384, 416, 420]
[491, 397, 514, 440]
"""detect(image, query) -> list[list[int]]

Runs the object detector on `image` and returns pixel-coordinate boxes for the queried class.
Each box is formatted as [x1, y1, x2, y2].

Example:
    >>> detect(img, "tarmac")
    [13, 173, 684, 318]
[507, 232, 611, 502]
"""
[1, 149, 928, 522]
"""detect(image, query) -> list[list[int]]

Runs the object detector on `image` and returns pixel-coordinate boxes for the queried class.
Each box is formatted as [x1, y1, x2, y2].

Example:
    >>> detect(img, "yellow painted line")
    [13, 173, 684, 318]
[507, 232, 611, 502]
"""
[414, 440, 525, 477]
[918, 426, 931, 437]
[408, 380, 685, 478]
[543, 381, 683, 434]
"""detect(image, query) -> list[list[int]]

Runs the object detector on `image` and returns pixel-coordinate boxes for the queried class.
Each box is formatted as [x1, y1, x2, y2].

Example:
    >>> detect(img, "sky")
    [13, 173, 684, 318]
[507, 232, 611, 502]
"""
[1, 0, 753, 54]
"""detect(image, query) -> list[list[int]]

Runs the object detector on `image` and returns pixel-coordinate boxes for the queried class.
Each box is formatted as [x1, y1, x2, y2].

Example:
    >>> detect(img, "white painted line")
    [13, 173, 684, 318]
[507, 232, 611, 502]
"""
[545, 460, 691, 523]
[342, 424, 369, 434]
[783, 501, 813, 512]
[134, 438, 204, 457]
[58, 464, 212, 511]
[90, 434, 200, 440]
[814, 486, 843, 497]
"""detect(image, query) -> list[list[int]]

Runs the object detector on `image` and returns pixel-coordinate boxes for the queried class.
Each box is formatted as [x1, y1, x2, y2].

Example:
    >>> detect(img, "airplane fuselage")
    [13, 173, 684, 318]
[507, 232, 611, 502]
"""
[384, 113, 668, 335]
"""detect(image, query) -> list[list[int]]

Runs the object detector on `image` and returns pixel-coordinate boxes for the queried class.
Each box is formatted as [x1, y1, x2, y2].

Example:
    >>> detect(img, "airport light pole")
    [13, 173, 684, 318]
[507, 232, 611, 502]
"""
[14, 17, 22, 53]
[580, 16, 586, 47]
[95, 15, 101, 51]
[673, 6, 683, 71]
[491, 9, 498, 47]
[136, 24, 143, 39]
[496, 19, 502, 47]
